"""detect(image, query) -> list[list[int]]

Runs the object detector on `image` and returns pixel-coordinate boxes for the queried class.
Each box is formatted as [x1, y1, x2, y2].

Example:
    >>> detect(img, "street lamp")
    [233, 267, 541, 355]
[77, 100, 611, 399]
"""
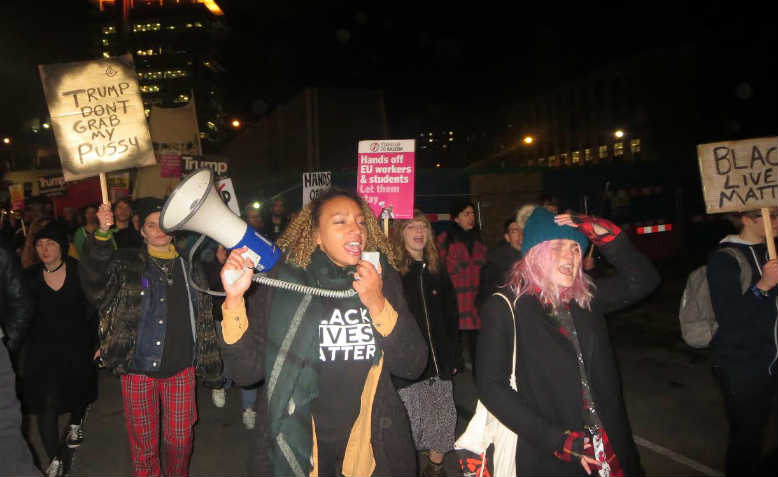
[2, 137, 10, 145]
[231, 119, 241, 128]
[614, 129, 625, 139]
[523, 136, 534, 145]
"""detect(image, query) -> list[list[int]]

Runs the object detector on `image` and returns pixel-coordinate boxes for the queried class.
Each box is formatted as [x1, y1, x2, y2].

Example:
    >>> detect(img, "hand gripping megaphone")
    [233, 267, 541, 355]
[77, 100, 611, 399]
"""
[160, 168, 281, 284]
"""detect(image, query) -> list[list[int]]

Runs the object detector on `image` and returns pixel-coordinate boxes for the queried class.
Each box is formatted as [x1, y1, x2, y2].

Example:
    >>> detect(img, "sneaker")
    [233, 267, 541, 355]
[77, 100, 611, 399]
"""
[242, 408, 256, 430]
[66, 423, 84, 448]
[212, 388, 226, 408]
[46, 457, 63, 477]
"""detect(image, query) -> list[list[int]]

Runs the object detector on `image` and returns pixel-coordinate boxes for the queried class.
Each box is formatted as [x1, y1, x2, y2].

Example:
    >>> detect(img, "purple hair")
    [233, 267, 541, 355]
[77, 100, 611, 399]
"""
[507, 240, 595, 311]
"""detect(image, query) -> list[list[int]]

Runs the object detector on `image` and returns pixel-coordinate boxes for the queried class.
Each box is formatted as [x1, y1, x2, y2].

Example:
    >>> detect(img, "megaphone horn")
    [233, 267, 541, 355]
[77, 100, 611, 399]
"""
[160, 168, 280, 282]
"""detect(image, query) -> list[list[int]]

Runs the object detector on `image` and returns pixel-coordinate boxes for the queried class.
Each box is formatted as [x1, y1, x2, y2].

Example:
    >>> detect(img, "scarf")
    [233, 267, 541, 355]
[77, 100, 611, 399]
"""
[265, 249, 382, 476]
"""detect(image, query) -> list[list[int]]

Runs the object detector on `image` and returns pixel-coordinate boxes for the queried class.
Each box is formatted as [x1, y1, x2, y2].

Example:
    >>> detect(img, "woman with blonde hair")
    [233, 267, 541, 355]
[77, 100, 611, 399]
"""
[391, 210, 460, 476]
[477, 208, 659, 476]
[219, 188, 427, 476]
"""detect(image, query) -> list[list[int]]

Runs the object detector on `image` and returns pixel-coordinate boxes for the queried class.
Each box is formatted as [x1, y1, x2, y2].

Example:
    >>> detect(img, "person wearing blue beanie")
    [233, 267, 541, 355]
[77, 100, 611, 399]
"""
[475, 210, 659, 476]
[521, 208, 589, 256]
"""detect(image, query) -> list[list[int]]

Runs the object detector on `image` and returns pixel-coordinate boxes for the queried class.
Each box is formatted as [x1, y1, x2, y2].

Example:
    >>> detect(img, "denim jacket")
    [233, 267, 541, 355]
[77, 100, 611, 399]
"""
[132, 257, 198, 372]
[80, 235, 223, 383]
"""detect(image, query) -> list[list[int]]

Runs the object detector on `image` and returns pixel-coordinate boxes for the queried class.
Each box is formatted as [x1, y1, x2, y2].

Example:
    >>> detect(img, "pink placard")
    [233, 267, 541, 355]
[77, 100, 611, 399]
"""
[159, 154, 182, 178]
[357, 140, 415, 219]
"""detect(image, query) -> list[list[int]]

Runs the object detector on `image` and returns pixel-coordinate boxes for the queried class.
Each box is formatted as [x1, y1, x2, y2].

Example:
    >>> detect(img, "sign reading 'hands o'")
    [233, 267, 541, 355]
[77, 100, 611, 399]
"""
[39, 54, 156, 181]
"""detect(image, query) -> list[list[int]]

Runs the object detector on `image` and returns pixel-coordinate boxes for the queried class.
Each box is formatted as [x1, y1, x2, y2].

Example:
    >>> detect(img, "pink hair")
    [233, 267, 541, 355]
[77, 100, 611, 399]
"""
[507, 240, 595, 311]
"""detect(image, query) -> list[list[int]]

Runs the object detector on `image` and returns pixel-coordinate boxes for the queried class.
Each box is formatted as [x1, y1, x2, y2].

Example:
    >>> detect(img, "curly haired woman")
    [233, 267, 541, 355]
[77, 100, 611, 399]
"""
[477, 208, 659, 476]
[219, 189, 428, 476]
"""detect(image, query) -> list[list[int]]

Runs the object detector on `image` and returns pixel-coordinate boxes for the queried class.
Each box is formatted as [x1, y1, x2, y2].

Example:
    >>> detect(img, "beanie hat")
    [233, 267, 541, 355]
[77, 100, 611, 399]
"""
[449, 199, 475, 220]
[34, 221, 70, 257]
[134, 197, 164, 228]
[521, 207, 589, 255]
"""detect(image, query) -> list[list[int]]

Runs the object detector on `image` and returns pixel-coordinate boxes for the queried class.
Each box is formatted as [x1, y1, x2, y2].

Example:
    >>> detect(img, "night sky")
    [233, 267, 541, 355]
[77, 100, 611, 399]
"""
[1, 0, 775, 138]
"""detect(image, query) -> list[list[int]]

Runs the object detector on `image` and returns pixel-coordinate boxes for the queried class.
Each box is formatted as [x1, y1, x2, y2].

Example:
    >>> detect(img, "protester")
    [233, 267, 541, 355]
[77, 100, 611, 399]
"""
[390, 209, 459, 477]
[79, 197, 223, 477]
[21, 217, 55, 269]
[477, 212, 526, 306]
[245, 205, 265, 234]
[206, 244, 259, 430]
[538, 193, 560, 214]
[0, 333, 39, 477]
[436, 199, 486, 375]
[23, 222, 97, 477]
[72, 204, 99, 258]
[219, 188, 427, 476]
[261, 197, 290, 242]
[112, 197, 143, 249]
[0, 246, 33, 356]
[0, 243, 36, 477]
[708, 207, 778, 476]
[58, 206, 79, 237]
[477, 208, 659, 475]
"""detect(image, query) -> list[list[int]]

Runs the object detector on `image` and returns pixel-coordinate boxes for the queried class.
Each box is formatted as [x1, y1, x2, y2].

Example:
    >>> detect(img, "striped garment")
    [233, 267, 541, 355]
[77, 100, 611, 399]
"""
[121, 366, 197, 477]
[437, 232, 487, 330]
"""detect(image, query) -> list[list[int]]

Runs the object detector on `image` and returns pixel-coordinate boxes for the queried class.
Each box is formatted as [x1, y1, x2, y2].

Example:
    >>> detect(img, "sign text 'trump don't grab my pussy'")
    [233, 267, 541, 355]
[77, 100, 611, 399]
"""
[39, 54, 156, 181]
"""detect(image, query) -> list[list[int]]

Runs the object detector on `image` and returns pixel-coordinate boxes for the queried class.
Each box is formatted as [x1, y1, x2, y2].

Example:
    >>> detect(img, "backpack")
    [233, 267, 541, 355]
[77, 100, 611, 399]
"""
[679, 247, 752, 348]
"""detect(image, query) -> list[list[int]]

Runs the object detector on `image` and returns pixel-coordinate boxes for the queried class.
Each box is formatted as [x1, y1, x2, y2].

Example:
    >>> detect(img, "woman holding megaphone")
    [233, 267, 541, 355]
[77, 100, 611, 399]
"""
[219, 188, 427, 476]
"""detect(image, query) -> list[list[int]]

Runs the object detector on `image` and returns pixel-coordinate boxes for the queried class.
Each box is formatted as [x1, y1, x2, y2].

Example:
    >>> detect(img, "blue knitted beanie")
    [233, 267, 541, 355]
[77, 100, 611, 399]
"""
[521, 208, 589, 254]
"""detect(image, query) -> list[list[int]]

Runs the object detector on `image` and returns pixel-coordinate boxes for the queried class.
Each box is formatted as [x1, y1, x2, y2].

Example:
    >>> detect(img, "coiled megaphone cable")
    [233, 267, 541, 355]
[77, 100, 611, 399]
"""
[186, 234, 357, 299]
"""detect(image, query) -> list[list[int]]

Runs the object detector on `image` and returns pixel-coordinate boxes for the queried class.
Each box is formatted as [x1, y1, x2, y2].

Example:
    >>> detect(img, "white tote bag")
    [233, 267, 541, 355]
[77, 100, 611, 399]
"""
[455, 292, 519, 477]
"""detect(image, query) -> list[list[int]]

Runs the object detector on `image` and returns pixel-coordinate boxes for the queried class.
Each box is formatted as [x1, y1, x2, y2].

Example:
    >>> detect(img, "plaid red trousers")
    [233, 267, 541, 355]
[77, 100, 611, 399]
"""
[121, 367, 198, 477]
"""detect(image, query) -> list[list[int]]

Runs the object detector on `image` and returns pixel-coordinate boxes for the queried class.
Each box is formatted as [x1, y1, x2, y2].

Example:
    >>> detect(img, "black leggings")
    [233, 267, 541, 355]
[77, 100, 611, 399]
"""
[37, 404, 86, 461]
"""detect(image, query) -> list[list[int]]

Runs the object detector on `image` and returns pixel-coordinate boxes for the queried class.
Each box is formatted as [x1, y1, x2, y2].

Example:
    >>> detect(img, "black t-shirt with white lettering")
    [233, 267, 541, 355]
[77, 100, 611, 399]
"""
[312, 296, 377, 455]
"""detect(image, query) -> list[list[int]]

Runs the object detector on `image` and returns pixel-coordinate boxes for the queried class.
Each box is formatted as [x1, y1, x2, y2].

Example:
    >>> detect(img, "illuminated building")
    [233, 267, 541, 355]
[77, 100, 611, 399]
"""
[88, 0, 228, 148]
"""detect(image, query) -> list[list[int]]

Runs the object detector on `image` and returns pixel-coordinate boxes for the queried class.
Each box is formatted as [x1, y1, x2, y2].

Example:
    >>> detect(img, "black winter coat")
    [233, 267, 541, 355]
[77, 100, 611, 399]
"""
[0, 247, 33, 352]
[221, 259, 428, 476]
[707, 238, 778, 373]
[476, 241, 522, 308]
[393, 260, 460, 388]
[477, 234, 660, 476]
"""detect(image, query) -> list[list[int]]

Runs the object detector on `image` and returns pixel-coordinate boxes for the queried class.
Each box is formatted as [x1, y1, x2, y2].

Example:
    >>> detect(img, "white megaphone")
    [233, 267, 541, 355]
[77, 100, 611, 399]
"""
[160, 168, 281, 284]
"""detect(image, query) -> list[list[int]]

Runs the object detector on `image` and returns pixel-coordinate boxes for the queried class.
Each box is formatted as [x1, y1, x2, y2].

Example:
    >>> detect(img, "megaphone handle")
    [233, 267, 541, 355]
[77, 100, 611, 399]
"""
[224, 249, 262, 286]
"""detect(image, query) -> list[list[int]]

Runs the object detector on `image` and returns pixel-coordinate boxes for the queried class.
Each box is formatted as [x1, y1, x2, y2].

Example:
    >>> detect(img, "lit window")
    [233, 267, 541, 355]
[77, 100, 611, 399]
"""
[194, 22, 203, 28]
[144, 108, 151, 117]
[102, 25, 116, 35]
[598, 145, 608, 159]
[630, 138, 641, 153]
[102, 38, 109, 46]
[449, 131, 453, 135]
[428, 132, 433, 136]
[584, 148, 592, 162]
[538, 157, 546, 167]
[102, 52, 110, 58]
[614, 141, 624, 157]
[572, 150, 581, 164]
[448, 137, 453, 142]
[549, 155, 557, 167]
[139, 84, 160, 93]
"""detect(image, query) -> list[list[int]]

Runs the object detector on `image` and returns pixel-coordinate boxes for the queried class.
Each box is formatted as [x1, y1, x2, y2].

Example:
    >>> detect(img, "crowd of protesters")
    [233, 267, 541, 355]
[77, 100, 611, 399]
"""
[0, 187, 775, 477]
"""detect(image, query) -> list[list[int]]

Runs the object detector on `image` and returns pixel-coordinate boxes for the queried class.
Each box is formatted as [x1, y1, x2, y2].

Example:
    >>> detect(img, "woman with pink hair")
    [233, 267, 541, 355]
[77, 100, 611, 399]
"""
[476, 208, 659, 476]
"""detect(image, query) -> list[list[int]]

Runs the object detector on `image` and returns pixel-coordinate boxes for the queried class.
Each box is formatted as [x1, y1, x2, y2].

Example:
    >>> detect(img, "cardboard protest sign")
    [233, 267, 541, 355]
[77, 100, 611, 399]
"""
[39, 54, 156, 181]
[357, 140, 415, 219]
[303, 171, 332, 206]
[697, 137, 777, 213]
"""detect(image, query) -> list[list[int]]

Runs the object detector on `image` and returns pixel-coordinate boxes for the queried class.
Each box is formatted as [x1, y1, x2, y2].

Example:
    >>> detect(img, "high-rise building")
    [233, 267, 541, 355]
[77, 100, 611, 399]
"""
[88, 0, 229, 149]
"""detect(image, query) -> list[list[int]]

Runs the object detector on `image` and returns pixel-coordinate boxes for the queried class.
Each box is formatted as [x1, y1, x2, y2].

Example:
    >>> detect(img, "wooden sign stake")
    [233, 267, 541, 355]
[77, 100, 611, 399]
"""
[762, 207, 776, 260]
[99, 173, 109, 205]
